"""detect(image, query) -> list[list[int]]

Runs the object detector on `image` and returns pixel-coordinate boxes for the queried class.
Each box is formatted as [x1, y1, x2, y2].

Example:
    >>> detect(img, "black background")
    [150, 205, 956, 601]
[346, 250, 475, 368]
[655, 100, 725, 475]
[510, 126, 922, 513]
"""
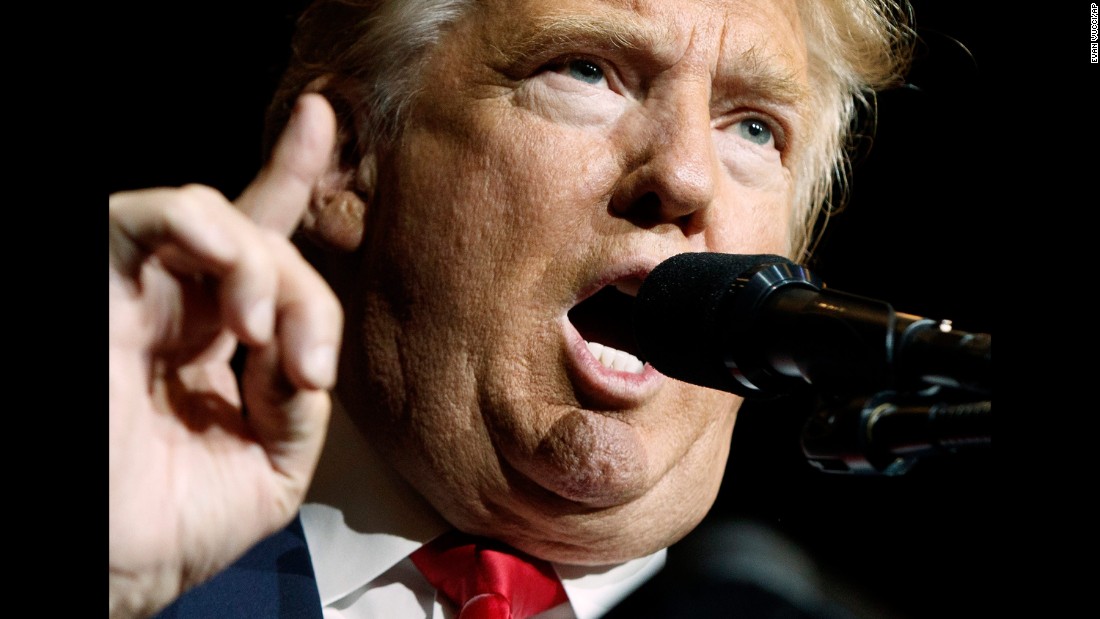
[109, 2, 997, 618]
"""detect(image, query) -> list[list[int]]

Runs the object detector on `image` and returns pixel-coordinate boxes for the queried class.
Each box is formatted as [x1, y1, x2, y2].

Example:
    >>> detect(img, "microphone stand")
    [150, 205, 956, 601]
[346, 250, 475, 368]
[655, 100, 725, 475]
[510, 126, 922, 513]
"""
[799, 388, 991, 476]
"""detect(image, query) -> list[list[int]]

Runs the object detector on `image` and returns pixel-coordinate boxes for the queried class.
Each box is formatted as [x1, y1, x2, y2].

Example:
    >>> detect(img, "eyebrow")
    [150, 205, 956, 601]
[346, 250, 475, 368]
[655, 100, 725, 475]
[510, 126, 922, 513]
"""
[494, 11, 665, 63]
[715, 46, 810, 108]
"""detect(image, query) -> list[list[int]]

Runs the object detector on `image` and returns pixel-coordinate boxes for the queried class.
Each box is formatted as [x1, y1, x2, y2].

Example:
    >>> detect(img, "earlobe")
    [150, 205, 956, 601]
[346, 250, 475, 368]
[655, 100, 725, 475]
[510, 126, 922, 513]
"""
[298, 78, 376, 253]
[303, 187, 368, 253]
[302, 149, 372, 253]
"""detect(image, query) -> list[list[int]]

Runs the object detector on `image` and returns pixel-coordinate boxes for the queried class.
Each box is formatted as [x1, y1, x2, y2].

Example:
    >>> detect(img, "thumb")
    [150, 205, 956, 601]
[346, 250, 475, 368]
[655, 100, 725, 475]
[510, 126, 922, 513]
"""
[235, 93, 337, 236]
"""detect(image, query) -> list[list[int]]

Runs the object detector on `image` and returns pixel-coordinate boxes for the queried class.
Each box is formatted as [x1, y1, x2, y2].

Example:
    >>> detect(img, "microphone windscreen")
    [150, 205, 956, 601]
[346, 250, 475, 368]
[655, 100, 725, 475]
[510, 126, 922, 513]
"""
[633, 253, 793, 394]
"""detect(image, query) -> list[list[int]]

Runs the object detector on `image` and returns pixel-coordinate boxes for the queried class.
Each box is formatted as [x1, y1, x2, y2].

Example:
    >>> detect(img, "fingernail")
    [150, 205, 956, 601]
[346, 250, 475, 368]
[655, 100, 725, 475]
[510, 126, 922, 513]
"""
[245, 298, 275, 342]
[303, 344, 337, 388]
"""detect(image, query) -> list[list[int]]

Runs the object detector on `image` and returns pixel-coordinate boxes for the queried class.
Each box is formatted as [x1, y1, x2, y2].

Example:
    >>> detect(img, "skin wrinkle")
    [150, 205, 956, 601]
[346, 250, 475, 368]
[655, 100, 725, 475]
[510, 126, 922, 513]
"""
[490, 385, 736, 557]
[492, 8, 808, 116]
[491, 12, 655, 80]
[330, 0, 807, 565]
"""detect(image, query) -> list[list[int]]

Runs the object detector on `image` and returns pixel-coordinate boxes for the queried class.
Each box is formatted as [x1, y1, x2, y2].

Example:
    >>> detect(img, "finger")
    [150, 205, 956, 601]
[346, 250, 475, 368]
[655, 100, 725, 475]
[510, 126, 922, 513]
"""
[235, 93, 337, 236]
[240, 341, 332, 497]
[264, 233, 343, 390]
[110, 185, 239, 277]
[109, 185, 279, 344]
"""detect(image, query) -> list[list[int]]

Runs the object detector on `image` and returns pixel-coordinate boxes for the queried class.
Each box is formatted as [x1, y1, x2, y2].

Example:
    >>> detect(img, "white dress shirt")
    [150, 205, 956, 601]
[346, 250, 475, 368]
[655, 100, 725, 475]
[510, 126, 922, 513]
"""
[301, 400, 666, 619]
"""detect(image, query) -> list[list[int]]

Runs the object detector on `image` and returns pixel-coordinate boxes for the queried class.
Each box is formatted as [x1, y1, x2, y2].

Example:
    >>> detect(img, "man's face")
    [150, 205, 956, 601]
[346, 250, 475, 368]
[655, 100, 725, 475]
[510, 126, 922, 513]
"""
[339, 0, 811, 564]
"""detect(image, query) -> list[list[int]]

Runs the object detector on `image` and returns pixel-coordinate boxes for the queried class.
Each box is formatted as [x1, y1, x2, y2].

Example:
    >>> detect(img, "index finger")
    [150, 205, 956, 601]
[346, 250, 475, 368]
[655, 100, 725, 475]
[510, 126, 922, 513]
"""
[234, 93, 337, 236]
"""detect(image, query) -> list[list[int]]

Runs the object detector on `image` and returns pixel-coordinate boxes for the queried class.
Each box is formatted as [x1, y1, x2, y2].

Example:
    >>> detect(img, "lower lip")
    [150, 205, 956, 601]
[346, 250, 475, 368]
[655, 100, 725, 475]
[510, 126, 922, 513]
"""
[561, 317, 665, 408]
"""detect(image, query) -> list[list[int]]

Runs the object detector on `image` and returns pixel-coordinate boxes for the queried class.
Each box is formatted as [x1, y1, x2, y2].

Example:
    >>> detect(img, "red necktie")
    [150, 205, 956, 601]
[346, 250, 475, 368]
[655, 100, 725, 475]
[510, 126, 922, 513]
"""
[411, 530, 569, 619]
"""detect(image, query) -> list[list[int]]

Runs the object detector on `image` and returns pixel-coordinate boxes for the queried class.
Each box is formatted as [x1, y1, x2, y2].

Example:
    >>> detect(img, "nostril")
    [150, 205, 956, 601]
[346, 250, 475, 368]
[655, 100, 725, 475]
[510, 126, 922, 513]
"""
[610, 191, 663, 230]
[610, 189, 706, 237]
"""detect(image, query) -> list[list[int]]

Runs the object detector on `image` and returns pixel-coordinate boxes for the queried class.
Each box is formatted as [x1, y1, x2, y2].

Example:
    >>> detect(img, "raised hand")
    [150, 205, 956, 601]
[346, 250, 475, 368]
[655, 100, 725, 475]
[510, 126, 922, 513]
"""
[108, 94, 343, 619]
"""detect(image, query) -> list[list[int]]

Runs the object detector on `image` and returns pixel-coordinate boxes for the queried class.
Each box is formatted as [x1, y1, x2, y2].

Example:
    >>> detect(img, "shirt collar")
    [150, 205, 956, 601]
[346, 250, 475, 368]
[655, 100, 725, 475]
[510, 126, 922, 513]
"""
[301, 398, 450, 605]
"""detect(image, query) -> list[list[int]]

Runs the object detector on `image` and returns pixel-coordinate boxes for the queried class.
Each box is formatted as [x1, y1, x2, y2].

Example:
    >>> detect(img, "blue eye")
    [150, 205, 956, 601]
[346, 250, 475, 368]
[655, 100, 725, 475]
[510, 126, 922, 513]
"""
[737, 119, 773, 146]
[565, 59, 605, 85]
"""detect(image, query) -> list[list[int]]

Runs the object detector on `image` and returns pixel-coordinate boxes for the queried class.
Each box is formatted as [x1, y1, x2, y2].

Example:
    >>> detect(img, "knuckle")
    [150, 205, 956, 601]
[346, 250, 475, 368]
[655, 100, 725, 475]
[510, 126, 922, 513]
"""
[179, 183, 223, 202]
[172, 185, 227, 217]
[233, 235, 275, 278]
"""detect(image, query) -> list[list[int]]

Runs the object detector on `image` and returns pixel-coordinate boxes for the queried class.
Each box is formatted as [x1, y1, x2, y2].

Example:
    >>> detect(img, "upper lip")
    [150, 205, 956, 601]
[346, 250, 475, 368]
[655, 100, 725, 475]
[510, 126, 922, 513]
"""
[569, 257, 661, 309]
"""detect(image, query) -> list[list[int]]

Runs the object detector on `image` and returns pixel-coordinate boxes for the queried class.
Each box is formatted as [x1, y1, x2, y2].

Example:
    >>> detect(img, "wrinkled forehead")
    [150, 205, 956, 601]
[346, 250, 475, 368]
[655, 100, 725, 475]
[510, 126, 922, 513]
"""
[471, 0, 810, 97]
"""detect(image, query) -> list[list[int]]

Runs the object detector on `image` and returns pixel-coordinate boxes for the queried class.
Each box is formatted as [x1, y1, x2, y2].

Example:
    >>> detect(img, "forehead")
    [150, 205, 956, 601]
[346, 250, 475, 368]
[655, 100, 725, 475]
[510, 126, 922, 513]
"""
[473, 0, 809, 91]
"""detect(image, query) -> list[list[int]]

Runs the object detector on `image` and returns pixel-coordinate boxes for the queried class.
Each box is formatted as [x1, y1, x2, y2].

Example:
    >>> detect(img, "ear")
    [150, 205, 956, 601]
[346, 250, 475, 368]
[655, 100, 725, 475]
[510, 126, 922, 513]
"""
[299, 76, 376, 253]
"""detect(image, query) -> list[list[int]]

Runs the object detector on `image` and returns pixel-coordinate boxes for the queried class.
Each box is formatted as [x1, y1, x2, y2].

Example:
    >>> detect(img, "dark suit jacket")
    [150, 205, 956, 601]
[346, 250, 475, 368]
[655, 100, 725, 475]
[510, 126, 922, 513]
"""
[153, 516, 323, 619]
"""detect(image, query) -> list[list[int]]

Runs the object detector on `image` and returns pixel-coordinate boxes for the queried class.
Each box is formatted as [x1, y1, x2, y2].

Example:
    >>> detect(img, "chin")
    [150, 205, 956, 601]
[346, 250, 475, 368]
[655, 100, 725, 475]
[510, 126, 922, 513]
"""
[508, 495, 711, 566]
[454, 453, 726, 566]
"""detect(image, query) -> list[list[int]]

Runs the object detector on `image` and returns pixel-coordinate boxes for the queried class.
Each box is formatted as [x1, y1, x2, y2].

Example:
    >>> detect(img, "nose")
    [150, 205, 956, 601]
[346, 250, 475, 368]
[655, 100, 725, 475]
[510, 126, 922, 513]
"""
[609, 90, 719, 237]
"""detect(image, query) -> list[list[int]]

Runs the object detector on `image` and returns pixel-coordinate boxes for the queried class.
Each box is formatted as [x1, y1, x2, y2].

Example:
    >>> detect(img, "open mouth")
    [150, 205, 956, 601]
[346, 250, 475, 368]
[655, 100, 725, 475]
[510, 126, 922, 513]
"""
[567, 282, 647, 374]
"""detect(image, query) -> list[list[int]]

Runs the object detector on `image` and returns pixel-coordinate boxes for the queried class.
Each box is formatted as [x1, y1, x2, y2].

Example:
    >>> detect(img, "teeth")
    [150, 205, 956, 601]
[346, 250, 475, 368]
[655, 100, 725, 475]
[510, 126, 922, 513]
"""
[585, 341, 645, 374]
[612, 280, 641, 297]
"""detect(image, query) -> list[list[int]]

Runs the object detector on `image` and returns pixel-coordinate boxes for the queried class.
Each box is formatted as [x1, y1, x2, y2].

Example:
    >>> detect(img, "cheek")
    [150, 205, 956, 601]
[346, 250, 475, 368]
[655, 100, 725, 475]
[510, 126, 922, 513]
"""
[706, 133, 795, 253]
[708, 182, 795, 255]
[452, 120, 622, 262]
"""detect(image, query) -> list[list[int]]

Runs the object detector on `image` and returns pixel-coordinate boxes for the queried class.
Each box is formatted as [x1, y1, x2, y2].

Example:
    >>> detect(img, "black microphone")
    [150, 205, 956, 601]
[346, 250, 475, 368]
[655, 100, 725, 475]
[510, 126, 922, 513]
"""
[632, 253, 991, 399]
[800, 392, 992, 475]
